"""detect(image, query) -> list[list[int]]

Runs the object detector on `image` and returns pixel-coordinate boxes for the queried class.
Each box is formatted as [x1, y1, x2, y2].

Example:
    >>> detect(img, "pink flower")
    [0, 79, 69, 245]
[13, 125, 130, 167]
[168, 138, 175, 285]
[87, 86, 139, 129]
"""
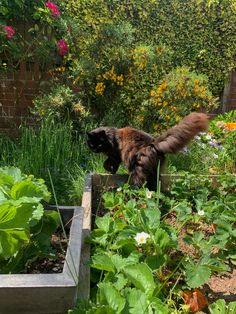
[4, 26, 15, 39]
[45, 2, 60, 16]
[57, 39, 69, 56]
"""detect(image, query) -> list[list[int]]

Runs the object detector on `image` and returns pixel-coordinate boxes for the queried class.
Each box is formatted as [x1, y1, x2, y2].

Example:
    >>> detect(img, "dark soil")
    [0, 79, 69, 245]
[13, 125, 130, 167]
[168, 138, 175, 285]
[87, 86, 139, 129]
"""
[25, 230, 68, 274]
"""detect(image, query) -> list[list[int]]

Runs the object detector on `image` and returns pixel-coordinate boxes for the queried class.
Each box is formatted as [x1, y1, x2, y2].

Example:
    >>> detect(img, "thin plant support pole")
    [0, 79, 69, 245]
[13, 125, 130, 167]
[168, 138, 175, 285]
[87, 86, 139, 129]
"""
[156, 160, 161, 208]
[48, 169, 78, 285]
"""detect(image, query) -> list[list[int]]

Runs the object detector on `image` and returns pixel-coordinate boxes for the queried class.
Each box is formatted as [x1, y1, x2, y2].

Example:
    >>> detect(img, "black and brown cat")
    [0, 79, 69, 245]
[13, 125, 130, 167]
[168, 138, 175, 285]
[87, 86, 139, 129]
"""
[87, 112, 208, 190]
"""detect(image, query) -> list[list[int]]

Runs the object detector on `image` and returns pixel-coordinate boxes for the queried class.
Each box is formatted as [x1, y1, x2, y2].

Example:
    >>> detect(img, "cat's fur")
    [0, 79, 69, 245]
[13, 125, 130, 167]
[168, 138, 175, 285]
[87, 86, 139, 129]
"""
[87, 112, 209, 190]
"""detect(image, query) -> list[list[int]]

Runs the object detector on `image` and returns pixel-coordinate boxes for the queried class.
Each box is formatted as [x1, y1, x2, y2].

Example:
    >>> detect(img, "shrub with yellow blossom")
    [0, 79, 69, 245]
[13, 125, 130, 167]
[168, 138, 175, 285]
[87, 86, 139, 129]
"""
[139, 67, 218, 134]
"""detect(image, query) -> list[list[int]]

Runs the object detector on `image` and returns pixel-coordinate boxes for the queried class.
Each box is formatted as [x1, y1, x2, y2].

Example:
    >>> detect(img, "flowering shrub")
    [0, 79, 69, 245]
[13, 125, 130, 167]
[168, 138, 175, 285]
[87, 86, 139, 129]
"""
[139, 67, 218, 133]
[67, 23, 173, 126]
[32, 84, 91, 131]
[64, 0, 236, 97]
[3, 25, 15, 39]
[57, 39, 69, 56]
[0, 0, 70, 72]
[45, 1, 61, 16]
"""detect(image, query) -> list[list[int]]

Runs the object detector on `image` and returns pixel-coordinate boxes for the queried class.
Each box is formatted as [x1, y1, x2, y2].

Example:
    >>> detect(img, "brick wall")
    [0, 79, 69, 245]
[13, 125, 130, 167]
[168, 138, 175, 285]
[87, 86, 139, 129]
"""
[0, 61, 50, 135]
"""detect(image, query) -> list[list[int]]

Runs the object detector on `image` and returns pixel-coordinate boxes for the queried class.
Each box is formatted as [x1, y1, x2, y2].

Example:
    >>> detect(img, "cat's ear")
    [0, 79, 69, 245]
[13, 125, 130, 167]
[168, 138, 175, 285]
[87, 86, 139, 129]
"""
[98, 130, 107, 141]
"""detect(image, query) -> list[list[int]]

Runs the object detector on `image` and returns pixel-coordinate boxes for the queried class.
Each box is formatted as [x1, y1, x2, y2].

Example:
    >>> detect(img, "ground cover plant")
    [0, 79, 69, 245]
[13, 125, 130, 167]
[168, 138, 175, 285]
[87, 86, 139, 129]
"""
[0, 166, 62, 274]
[70, 172, 236, 313]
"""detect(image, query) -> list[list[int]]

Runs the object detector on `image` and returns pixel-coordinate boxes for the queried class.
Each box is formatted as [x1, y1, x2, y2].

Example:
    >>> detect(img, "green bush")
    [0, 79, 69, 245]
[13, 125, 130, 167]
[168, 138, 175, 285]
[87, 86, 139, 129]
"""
[63, 0, 236, 96]
[32, 84, 92, 131]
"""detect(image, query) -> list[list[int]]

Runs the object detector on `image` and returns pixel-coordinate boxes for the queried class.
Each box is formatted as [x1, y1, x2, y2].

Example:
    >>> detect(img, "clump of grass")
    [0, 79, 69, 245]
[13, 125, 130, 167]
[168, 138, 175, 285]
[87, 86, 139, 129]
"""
[0, 118, 105, 204]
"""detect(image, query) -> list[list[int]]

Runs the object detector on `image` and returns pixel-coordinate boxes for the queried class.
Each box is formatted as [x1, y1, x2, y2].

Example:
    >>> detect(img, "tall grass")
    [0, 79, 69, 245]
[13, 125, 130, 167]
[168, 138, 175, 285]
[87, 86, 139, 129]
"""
[0, 119, 105, 204]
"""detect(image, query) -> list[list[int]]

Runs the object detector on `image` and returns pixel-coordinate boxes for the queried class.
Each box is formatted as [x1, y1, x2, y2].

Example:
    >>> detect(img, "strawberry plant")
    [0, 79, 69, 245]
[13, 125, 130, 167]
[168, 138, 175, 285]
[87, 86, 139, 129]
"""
[0, 167, 60, 273]
[71, 172, 236, 313]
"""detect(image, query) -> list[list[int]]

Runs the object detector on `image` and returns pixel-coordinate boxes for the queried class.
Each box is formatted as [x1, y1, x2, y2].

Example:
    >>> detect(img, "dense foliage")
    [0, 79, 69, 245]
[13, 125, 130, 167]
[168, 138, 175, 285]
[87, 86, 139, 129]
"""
[0, 167, 60, 274]
[0, 0, 70, 70]
[63, 0, 236, 95]
[70, 173, 236, 313]
[2, 0, 236, 129]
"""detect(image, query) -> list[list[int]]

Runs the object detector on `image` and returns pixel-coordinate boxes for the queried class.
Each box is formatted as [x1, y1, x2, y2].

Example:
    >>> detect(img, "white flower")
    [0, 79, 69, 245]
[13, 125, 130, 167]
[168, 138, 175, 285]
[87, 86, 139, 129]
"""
[117, 187, 122, 192]
[134, 232, 150, 245]
[146, 191, 153, 199]
[213, 153, 219, 159]
[205, 134, 212, 140]
[197, 210, 205, 216]
[194, 135, 201, 140]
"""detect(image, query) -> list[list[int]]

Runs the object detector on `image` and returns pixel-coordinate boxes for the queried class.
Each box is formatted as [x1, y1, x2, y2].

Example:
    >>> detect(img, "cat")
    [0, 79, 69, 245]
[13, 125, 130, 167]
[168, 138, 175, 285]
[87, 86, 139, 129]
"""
[87, 112, 209, 190]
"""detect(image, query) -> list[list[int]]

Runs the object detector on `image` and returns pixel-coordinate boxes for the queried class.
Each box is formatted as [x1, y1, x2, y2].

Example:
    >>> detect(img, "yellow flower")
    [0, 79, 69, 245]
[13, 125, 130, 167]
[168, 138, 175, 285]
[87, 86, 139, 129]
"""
[95, 82, 105, 95]
[150, 90, 156, 97]
[163, 101, 168, 107]
[137, 115, 144, 122]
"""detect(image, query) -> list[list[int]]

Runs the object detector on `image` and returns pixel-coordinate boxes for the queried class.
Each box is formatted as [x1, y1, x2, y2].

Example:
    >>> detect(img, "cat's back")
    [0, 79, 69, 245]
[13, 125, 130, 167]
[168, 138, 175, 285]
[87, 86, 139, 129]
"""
[118, 127, 153, 145]
[117, 127, 153, 165]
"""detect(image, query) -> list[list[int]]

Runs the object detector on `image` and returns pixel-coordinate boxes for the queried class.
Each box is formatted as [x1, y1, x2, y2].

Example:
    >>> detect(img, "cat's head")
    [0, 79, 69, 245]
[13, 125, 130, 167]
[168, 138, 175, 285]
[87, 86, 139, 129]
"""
[87, 127, 114, 153]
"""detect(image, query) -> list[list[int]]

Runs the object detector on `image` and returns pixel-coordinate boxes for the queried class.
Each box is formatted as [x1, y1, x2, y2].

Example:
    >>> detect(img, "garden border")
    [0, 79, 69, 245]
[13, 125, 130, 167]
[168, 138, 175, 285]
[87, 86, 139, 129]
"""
[0, 206, 84, 314]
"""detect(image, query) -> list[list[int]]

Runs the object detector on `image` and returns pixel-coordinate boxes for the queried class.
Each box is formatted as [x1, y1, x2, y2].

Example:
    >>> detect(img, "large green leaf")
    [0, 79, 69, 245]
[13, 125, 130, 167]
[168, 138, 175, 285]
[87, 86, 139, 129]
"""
[0, 203, 36, 229]
[209, 299, 236, 314]
[10, 181, 47, 201]
[0, 167, 22, 183]
[140, 208, 161, 231]
[0, 229, 29, 260]
[91, 254, 115, 273]
[0, 173, 14, 187]
[184, 259, 211, 288]
[125, 288, 149, 314]
[95, 214, 112, 233]
[123, 263, 155, 297]
[98, 282, 126, 313]
[154, 229, 171, 250]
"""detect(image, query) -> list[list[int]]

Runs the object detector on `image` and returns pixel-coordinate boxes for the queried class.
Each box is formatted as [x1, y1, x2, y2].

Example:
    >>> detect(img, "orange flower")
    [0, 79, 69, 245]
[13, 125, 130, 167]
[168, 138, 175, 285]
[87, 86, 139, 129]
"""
[226, 122, 236, 130]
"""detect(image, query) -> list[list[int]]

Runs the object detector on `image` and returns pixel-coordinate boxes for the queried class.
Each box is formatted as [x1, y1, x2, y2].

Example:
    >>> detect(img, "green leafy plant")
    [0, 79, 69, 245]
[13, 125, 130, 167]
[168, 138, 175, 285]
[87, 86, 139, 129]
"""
[70, 172, 236, 313]
[0, 166, 60, 273]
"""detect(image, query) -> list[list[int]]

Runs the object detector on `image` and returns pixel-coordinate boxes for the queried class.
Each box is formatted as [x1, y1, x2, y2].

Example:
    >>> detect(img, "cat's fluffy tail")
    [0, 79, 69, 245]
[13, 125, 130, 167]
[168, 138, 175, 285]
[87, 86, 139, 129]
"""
[153, 112, 209, 153]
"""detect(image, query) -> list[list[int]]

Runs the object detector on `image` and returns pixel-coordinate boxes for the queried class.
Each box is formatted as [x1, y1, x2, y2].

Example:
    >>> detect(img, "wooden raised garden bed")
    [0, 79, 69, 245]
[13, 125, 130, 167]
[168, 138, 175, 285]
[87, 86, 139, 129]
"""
[0, 206, 84, 314]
